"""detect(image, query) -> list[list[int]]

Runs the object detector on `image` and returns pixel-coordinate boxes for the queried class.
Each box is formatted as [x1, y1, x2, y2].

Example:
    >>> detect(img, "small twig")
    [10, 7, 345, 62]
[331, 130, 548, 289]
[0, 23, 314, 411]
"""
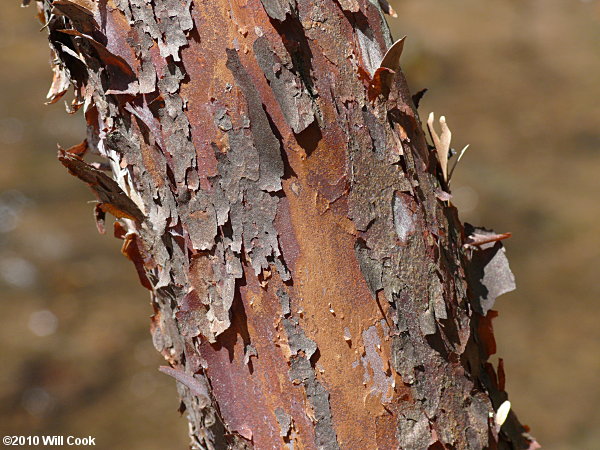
[427, 112, 452, 182]
[448, 144, 469, 182]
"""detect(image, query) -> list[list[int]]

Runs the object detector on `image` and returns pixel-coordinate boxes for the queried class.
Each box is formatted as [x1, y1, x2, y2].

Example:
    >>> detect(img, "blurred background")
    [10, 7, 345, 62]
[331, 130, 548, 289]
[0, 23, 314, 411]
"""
[0, 1, 597, 448]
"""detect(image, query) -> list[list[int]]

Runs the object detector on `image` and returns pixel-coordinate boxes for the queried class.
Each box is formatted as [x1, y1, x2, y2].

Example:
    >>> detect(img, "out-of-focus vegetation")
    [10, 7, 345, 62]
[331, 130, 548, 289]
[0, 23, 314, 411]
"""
[0, 1, 597, 448]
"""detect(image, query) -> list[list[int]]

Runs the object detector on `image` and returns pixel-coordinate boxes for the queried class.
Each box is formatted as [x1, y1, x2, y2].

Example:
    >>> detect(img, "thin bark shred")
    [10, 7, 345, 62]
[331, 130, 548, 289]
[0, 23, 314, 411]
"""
[29, 0, 539, 448]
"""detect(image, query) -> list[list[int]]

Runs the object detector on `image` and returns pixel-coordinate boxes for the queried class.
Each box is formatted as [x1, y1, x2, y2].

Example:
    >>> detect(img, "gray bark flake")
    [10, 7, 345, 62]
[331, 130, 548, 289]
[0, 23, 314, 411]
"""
[259, 0, 296, 22]
[254, 36, 317, 134]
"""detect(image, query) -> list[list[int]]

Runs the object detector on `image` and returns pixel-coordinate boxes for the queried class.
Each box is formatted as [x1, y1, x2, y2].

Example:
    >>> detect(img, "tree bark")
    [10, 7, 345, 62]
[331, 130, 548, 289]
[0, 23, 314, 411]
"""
[30, 0, 539, 448]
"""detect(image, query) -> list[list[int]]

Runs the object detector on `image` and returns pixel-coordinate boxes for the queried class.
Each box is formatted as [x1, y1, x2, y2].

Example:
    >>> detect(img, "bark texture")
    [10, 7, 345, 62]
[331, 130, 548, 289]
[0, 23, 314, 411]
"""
[31, 0, 539, 448]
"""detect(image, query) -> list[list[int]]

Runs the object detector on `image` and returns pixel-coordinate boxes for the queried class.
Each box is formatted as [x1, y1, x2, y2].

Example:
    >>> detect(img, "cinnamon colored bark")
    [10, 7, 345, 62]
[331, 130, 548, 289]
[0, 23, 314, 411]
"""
[30, 0, 539, 448]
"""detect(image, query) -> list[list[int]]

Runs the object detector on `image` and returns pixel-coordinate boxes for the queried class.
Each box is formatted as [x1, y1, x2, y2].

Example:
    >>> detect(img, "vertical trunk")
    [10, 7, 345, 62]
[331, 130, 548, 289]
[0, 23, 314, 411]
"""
[32, 0, 538, 448]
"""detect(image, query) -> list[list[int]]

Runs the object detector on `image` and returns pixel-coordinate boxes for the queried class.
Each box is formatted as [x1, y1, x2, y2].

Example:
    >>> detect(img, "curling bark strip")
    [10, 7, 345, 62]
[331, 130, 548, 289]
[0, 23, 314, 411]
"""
[31, 0, 539, 448]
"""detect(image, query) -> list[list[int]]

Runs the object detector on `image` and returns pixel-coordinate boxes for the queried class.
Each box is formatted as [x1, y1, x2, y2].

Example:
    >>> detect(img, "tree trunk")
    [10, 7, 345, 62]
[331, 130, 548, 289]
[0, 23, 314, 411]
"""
[30, 0, 539, 448]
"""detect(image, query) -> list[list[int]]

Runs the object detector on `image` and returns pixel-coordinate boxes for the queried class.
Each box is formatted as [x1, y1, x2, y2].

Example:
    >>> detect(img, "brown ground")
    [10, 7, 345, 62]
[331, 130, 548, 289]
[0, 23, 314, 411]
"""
[0, 1, 597, 448]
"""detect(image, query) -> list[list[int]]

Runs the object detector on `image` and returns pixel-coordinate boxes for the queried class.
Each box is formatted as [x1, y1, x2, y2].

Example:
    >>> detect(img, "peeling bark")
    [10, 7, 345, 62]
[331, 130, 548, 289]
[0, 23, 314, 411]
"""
[29, 0, 539, 448]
